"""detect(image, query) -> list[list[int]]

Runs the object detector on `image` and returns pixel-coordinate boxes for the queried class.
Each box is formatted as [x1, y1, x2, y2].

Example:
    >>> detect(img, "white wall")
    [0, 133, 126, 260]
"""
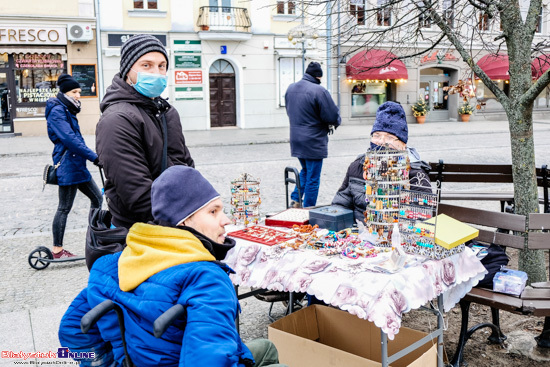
[99, 0, 123, 30]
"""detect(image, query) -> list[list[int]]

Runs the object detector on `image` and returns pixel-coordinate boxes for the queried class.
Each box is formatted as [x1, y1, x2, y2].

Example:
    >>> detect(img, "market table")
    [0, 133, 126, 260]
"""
[223, 226, 487, 367]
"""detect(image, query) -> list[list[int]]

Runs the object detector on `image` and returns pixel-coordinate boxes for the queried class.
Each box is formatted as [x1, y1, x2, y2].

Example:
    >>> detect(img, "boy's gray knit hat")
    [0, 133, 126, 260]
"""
[119, 34, 168, 80]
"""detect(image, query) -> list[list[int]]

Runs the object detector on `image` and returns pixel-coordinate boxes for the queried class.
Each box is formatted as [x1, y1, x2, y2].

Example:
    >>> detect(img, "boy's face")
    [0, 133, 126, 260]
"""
[126, 51, 168, 84]
[182, 198, 231, 243]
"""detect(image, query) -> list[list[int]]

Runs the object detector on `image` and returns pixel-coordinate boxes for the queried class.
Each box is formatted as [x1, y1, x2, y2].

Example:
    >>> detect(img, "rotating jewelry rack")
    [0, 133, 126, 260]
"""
[363, 148, 410, 247]
[230, 173, 261, 227]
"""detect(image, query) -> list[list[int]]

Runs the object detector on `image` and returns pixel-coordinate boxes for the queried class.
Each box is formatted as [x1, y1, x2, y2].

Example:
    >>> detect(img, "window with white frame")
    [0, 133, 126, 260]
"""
[478, 12, 490, 31]
[377, 0, 392, 27]
[350, 0, 367, 25]
[418, 4, 432, 29]
[134, 0, 158, 10]
[442, 0, 454, 28]
[278, 58, 302, 107]
[536, 7, 543, 33]
[277, 1, 296, 15]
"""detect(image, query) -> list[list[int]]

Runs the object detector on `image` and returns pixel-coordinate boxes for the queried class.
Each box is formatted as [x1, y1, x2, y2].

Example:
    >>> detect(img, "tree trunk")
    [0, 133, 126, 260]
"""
[506, 107, 547, 283]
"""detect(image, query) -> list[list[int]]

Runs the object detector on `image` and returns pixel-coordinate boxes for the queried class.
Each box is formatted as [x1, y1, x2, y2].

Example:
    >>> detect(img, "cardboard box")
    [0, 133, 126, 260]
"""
[309, 206, 354, 231]
[265, 208, 310, 228]
[269, 305, 436, 367]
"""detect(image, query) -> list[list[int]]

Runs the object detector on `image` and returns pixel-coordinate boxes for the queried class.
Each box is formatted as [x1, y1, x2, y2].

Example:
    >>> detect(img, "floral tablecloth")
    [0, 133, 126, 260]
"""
[223, 234, 487, 340]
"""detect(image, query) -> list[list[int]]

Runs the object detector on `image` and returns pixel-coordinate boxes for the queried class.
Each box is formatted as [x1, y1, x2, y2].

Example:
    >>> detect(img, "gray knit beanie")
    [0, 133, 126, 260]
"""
[119, 34, 169, 80]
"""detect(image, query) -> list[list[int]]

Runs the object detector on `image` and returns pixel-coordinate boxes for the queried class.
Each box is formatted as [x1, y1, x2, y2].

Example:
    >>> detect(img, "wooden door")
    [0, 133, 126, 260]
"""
[209, 73, 236, 127]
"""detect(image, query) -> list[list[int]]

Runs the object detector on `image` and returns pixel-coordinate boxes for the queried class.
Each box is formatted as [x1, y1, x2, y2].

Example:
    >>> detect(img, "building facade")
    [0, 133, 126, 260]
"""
[0, 0, 100, 135]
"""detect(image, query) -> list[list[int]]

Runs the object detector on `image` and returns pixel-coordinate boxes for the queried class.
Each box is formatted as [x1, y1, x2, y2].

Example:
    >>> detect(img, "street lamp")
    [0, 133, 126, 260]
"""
[287, 1, 318, 73]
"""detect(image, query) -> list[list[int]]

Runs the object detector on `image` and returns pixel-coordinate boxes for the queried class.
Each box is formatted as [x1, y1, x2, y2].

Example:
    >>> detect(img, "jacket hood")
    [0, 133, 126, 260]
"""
[100, 73, 171, 114]
[119, 222, 217, 291]
[45, 97, 61, 119]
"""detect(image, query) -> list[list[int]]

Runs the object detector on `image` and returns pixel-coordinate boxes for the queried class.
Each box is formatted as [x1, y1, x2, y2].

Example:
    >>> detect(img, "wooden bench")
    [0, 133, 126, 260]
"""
[436, 203, 550, 366]
[428, 161, 549, 213]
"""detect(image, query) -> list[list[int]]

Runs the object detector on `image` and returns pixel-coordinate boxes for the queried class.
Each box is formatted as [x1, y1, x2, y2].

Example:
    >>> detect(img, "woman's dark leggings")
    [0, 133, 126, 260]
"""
[53, 179, 102, 247]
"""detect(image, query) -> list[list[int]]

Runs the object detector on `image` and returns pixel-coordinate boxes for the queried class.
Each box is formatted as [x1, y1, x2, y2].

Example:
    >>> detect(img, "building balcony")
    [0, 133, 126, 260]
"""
[196, 6, 252, 41]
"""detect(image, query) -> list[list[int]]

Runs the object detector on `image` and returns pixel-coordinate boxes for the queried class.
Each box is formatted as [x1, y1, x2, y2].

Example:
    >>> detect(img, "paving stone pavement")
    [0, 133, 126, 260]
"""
[2, 118, 550, 364]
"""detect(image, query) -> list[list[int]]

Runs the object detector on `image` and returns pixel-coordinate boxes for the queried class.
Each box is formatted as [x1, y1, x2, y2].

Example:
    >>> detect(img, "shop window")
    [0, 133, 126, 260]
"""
[351, 81, 390, 117]
[377, 0, 392, 27]
[350, 0, 366, 26]
[14, 53, 64, 118]
[134, 0, 157, 10]
[277, 1, 295, 15]
[442, 0, 454, 28]
[278, 58, 302, 107]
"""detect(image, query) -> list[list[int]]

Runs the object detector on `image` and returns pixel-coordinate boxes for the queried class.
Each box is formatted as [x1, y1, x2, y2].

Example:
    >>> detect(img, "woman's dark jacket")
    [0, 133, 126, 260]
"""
[285, 74, 341, 160]
[46, 98, 98, 186]
[332, 148, 433, 222]
[96, 74, 195, 229]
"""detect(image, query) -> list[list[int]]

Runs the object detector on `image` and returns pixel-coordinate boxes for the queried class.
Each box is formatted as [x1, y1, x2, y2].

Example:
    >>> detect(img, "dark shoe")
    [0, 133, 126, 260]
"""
[290, 200, 302, 208]
[52, 249, 77, 259]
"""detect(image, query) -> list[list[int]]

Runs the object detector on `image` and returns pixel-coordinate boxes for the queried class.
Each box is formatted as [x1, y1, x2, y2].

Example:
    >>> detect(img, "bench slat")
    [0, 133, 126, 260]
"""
[438, 203, 526, 232]
[464, 288, 523, 313]
[527, 232, 550, 250]
[532, 281, 550, 289]
[429, 173, 513, 183]
[522, 300, 550, 316]
[521, 289, 550, 300]
[477, 230, 525, 249]
[440, 192, 514, 201]
[429, 163, 513, 174]
[529, 213, 550, 229]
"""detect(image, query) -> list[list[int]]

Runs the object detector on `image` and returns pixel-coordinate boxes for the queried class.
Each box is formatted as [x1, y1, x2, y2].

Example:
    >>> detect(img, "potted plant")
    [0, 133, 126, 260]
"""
[458, 101, 474, 122]
[411, 98, 428, 124]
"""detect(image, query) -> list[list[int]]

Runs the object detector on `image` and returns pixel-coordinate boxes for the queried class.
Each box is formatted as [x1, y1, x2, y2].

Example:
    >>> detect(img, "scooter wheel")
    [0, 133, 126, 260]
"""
[28, 246, 53, 270]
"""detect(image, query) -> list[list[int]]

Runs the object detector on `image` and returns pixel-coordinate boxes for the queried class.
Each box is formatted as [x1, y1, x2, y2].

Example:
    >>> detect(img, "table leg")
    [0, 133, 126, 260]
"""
[437, 294, 444, 367]
[288, 292, 294, 313]
[381, 330, 388, 367]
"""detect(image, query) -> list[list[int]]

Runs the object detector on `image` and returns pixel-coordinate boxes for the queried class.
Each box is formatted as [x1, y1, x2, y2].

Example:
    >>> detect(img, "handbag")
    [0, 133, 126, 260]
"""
[42, 150, 68, 189]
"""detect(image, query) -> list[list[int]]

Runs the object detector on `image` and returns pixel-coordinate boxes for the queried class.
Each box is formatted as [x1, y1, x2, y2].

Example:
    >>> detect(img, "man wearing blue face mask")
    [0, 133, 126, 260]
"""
[96, 34, 195, 229]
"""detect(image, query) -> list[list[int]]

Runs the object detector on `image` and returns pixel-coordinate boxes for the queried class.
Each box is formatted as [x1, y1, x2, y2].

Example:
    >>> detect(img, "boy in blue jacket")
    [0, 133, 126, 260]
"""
[58, 166, 285, 367]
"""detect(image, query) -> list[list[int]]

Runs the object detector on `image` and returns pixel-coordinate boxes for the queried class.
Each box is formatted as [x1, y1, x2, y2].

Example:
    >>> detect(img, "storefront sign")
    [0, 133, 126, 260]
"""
[71, 64, 97, 97]
[18, 88, 58, 103]
[0, 26, 67, 45]
[16, 106, 47, 118]
[174, 55, 201, 68]
[175, 87, 203, 100]
[420, 51, 458, 64]
[107, 33, 166, 47]
[174, 70, 202, 84]
[14, 54, 64, 68]
[173, 40, 201, 53]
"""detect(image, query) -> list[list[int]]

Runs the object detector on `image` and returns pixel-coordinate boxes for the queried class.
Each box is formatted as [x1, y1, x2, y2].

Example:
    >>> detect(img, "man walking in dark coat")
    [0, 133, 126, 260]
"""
[96, 34, 194, 229]
[285, 62, 341, 208]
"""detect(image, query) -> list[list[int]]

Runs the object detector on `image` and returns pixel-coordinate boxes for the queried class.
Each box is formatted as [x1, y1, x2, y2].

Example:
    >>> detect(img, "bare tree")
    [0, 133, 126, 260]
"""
[302, 0, 549, 282]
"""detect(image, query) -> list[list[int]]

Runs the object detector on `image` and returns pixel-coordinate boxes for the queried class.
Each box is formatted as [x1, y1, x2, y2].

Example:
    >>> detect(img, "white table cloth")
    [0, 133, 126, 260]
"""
[224, 235, 487, 340]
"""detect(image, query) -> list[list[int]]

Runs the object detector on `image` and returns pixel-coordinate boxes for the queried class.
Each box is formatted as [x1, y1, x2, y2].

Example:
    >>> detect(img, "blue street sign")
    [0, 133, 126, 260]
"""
[221, 45, 227, 54]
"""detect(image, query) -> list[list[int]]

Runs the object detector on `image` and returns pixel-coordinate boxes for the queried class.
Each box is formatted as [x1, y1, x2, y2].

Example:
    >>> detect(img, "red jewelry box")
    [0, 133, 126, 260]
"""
[265, 208, 310, 228]
[227, 225, 296, 246]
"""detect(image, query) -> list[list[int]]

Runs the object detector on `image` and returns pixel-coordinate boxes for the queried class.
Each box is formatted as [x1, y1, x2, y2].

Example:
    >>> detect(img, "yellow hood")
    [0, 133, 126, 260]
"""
[119, 222, 216, 292]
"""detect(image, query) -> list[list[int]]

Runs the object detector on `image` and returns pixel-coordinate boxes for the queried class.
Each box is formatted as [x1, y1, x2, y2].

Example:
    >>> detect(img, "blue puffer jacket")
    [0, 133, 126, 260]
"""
[46, 98, 97, 186]
[285, 73, 341, 159]
[59, 223, 253, 367]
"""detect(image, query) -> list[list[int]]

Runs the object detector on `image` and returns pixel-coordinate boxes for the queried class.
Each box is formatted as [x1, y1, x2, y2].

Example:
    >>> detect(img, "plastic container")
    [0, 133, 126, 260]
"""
[493, 268, 528, 296]
[308, 206, 354, 231]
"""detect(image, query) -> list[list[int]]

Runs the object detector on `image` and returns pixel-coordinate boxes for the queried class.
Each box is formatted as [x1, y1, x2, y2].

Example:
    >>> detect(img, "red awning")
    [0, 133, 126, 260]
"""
[346, 49, 408, 80]
[476, 54, 509, 80]
[532, 54, 550, 79]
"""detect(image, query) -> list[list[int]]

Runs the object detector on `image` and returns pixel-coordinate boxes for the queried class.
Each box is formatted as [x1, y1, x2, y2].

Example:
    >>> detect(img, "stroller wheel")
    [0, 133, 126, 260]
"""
[28, 246, 53, 270]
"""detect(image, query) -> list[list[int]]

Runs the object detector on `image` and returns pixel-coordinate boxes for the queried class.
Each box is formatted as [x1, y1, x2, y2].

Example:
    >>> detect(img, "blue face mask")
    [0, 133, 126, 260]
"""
[131, 70, 167, 98]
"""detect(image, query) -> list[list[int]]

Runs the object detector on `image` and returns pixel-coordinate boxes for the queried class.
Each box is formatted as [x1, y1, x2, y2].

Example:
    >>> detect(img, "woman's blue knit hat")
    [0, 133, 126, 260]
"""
[151, 166, 220, 226]
[371, 101, 408, 144]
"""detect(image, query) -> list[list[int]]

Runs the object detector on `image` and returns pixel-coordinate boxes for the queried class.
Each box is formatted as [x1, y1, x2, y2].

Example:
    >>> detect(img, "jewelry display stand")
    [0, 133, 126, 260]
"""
[230, 173, 261, 227]
[363, 149, 410, 246]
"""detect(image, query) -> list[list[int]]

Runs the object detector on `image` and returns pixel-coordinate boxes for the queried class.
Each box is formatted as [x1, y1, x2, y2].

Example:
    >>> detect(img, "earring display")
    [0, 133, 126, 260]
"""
[230, 173, 261, 227]
[363, 149, 410, 246]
